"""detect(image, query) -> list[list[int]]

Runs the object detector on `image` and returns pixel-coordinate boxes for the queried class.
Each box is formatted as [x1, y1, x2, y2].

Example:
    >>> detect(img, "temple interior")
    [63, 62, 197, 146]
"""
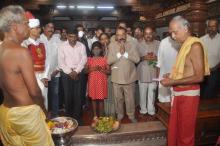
[0, 0, 220, 146]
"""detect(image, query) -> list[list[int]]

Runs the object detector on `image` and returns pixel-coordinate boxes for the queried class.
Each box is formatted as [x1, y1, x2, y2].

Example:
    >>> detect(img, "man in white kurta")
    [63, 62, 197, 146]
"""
[156, 36, 179, 102]
[137, 27, 159, 116]
[40, 22, 61, 117]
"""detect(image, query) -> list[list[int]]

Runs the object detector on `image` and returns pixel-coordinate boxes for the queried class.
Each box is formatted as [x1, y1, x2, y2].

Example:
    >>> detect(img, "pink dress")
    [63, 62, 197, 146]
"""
[87, 57, 108, 100]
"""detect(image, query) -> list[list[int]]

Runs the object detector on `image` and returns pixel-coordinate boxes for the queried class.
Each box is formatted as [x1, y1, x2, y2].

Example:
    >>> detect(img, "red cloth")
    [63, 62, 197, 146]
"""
[25, 11, 35, 19]
[87, 57, 108, 100]
[217, 136, 220, 145]
[27, 43, 46, 71]
[168, 85, 200, 146]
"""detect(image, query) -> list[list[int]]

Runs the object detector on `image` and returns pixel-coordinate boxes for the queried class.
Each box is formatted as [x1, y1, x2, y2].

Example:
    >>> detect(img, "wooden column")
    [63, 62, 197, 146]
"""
[185, 0, 208, 37]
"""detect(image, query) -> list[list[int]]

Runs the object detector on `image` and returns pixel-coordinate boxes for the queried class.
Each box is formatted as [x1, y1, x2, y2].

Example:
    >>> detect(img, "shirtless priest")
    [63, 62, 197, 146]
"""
[160, 16, 210, 146]
[0, 5, 54, 146]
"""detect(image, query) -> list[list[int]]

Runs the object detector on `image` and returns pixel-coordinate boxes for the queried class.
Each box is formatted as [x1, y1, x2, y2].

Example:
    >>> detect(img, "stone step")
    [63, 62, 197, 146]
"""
[69, 121, 167, 146]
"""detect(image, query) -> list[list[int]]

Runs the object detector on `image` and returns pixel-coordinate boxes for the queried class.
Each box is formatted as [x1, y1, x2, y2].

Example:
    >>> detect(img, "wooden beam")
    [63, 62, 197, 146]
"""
[22, 0, 52, 10]
[132, 6, 148, 12]
[52, 0, 141, 6]
[23, 4, 40, 10]
[155, 3, 190, 19]
[131, 3, 161, 12]
[27, 0, 52, 5]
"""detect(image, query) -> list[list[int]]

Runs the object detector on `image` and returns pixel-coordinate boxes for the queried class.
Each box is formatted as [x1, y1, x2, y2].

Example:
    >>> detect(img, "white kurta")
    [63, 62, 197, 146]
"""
[200, 33, 220, 68]
[22, 38, 48, 109]
[40, 34, 60, 81]
[156, 36, 179, 102]
[137, 40, 160, 115]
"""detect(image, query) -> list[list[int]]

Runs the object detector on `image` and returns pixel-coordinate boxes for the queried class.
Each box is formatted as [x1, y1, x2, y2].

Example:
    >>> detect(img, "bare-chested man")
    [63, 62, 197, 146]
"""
[160, 16, 210, 146]
[0, 5, 54, 146]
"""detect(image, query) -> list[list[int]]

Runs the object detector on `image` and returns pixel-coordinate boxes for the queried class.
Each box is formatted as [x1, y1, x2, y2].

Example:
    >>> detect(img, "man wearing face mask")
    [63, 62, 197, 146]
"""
[76, 24, 91, 110]
[200, 19, 220, 98]
[76, 24, 91, 57]
[107, 27, 140, 123]
[58, 29, 87, 125]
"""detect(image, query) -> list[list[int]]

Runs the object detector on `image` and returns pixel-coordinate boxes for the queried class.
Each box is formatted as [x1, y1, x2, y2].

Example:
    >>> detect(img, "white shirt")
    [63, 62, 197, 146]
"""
[200, 33, 220, 68]
[40, 34, 60, 80]
[22, 37, 41, 47]
[87, 36, 98, 50]
[156, 36, 179, 78]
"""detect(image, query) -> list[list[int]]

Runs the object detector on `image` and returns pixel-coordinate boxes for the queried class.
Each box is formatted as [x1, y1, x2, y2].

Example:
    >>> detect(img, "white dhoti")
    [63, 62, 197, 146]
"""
[158, 82, 171, 103]
[35, 72, 48, 109]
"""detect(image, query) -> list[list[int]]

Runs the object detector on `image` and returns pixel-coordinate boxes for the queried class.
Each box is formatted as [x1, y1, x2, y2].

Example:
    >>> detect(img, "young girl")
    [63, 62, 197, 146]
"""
[85, 41, 110, 120]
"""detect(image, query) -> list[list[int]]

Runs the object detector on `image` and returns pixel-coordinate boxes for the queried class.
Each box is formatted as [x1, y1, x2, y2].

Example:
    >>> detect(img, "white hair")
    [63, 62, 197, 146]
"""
[206, 19, 219, 26]
[0, 5, 25, 33]
[171, 15, 191, 30]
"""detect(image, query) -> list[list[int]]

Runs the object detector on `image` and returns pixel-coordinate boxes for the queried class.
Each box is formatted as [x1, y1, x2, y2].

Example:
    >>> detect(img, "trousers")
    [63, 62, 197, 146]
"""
[112, 82, 135, 120]
[138, 81, 156, 115]
[168, 85, 199, 146]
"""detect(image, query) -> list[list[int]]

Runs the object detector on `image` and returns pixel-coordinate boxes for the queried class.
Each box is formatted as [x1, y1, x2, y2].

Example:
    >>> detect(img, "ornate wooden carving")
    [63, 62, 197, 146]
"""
[185, 0, 208, 37]
[207, 1, 220, 18]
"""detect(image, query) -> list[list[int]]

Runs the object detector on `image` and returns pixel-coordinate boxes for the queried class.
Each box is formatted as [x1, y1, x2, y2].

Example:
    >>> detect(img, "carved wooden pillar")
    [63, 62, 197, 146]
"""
[185, 0, 208, 37]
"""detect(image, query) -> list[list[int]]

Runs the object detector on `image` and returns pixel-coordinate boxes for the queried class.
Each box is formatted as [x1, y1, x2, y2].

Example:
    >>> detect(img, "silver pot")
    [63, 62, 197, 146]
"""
[50, 117, 78, 146]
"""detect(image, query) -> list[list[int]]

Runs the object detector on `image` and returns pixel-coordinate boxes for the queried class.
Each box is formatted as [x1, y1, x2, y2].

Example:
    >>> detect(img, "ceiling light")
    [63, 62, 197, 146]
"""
[97, 6, 114, 9]
[56, 5, 67, 9]
[69, 5, 75, 9]
[77, 5, 95, 9]
[112, 10, 119, 15]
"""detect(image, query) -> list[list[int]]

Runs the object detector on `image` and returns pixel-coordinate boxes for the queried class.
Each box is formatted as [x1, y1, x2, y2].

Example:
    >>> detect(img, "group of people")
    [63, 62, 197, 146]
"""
[0, 4, 219, 146]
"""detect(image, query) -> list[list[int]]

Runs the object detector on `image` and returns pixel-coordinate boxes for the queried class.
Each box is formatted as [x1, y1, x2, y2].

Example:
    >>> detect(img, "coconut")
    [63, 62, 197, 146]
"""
[112, 121, 119, 130]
